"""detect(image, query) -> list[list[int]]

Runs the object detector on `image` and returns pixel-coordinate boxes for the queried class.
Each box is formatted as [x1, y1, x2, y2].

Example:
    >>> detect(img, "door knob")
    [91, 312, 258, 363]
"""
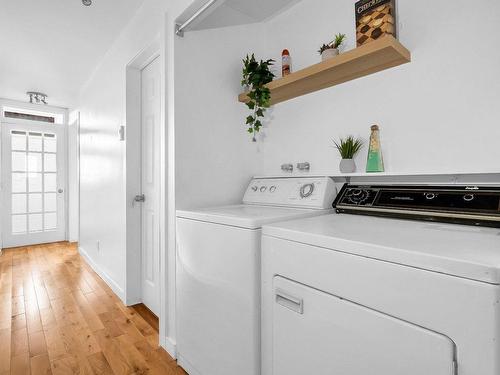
[58, 188, 64, 193]
[133, 194, 145, 207]
[134, 194, 146, 202]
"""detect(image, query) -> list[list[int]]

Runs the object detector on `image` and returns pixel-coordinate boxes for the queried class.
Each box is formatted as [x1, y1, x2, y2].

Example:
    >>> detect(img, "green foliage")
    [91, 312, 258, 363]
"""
[318, 33, 347, 55]
[332, 33, 346, 49]
[241, 54, 275, 141]
[333, 136, 364, 159]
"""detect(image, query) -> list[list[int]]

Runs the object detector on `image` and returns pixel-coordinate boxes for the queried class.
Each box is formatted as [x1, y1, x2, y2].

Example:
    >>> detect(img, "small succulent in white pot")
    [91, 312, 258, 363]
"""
[318, 33, 346, 61]
[333, 136, 364, 173]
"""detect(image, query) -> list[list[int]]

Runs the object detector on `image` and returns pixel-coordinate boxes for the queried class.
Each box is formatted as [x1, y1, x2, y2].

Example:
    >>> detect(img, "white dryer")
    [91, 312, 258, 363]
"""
[261, 184, 500, 375]
[176, 177, 337, 375]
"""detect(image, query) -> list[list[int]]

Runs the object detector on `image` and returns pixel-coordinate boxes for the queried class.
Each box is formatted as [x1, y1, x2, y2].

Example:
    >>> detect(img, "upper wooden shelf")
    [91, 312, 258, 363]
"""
[238, 35, 411, 105]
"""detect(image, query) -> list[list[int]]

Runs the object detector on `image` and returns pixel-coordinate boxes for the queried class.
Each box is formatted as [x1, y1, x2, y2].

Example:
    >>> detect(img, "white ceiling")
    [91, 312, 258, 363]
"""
[0, 0, 144, 108]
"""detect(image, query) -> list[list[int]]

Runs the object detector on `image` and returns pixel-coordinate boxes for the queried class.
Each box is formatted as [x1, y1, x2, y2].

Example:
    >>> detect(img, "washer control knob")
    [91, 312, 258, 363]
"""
[464, 194, 475, 202]
[269, 186, 277, 193]
[425, 193, 436, 200]
[260, 186, 267, 192]
[251, 186, 258, 192]
[300, 183, 315, 198]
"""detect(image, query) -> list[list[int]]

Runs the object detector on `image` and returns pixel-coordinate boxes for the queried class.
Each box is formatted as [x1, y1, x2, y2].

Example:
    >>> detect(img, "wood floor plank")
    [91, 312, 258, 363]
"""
[11, 327, 29, 357]
[30, 354, 53, 375]
[94, 329, 133, 375]
[0, 327, 11, 373]
[10, 352, 30, 375]
[43, 324, 68, 361]
[0, 243, 188, 375]
[12, 313, 27, 331]
[86, 352, 113, 375]
[28, 330, 48, 357]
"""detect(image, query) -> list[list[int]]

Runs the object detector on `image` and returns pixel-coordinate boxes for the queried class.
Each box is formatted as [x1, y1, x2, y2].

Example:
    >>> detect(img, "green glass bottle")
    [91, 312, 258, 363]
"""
[366, 125, 385, 173]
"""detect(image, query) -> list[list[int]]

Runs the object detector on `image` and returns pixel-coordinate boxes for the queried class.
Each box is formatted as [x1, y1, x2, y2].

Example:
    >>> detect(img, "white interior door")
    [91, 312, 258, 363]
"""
[1, 121, 66, 248]
[140, 56, 161, 315]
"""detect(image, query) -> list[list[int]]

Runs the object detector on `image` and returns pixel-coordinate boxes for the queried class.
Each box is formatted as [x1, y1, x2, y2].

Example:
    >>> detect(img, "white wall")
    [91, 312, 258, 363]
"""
[77, 0, 193, 356]
[175, 24, 268, 210]
[256, 0, 500, 176]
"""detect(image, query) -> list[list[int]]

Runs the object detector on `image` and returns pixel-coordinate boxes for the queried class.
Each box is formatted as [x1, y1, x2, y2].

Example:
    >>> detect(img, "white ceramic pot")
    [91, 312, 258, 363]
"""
[321, 48, 339, 61]
[339, 159, 356, 173]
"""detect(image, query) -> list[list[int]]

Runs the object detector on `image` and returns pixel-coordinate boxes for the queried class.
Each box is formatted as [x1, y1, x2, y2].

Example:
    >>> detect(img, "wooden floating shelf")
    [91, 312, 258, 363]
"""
[238, 36, 411, 105]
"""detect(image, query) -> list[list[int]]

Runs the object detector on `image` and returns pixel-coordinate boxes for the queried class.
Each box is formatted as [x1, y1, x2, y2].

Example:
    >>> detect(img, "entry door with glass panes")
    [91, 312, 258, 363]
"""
[2, 122, 66, 247]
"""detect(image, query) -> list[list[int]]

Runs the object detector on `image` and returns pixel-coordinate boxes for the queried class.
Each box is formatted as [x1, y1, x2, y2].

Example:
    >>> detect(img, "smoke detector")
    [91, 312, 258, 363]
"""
[82, 0, 92, 6]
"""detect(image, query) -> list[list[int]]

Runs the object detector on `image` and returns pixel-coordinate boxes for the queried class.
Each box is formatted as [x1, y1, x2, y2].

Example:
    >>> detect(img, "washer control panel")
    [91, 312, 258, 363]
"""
[243, 177, 337, 209]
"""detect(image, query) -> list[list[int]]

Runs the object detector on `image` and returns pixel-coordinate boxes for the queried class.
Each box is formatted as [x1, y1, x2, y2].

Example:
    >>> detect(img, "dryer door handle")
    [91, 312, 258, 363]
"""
[275, 289, 304, 314]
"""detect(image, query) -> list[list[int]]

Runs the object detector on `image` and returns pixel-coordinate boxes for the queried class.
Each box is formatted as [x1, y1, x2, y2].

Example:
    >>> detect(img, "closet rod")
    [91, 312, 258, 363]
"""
[175, 0, 219, 37]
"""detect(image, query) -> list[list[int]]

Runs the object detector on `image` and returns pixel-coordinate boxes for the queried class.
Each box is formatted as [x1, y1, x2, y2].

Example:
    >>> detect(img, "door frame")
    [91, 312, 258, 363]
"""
[1, 119, 67, 247]
[125, 37, 165, 315]
[0, 99, 69, 252]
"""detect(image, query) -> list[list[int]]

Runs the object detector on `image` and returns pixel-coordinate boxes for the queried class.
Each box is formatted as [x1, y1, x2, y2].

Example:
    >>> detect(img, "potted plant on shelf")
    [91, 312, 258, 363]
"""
[333, 136, 364, 173]
[318, 33, 346, 61]
[241, 54, 275, 142]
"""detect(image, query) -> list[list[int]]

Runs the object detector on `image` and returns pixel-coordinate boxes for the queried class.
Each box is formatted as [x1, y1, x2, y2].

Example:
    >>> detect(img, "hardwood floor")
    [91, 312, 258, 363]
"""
[131, 305, 158, 334]
[0, 242, 188, 375]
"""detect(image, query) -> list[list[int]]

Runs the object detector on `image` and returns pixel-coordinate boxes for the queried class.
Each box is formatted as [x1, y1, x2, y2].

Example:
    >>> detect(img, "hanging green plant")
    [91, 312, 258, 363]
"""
[241, 54, 275, 142]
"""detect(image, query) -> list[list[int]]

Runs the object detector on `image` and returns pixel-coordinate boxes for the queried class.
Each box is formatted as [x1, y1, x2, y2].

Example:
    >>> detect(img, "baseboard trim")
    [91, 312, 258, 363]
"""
[78, 246, 125, 302]
[161, 336, 177, 359]
[177, 354, 201, 375]
[126, 297, 142, 306]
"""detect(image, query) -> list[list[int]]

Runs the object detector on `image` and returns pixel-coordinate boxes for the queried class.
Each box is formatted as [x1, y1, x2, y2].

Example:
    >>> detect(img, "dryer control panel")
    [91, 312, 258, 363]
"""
[243, 177, 337, 209]
[333, 184, 500, 227]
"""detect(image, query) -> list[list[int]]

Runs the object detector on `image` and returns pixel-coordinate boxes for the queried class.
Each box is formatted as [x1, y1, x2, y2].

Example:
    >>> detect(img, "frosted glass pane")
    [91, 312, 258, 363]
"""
[29, 214, 43, 232]
[44, 213, 57, 230]
[28, 193, 42, 213]
[12, 194, 27, 214]
[12, 215, 27, 234]
[44, 193, 57, 212]
[12, 152, 26, 171]
[28, 173, 42, 192]
[28, 134, 43, 152]
[44, 135, 56, 153]
[12, 173, 27, 193]
[44, 173, 56, 192]
[11, 133, 26, 151]
[44, 154, 56, 172]
[28, 153, 42, 172]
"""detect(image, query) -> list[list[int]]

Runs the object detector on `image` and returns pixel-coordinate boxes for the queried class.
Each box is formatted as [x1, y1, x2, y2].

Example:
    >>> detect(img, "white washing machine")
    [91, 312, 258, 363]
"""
[261, 184, 500, 375]
[176, 177, 337, 375]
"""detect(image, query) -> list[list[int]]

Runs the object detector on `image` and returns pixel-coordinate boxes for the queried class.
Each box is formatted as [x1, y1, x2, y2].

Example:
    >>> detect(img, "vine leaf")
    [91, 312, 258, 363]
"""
[241, 54, 275, 141]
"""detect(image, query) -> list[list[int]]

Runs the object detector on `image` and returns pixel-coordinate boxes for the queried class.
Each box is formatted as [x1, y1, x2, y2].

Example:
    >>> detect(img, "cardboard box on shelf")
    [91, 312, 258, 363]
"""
[355, 0, 397, 47]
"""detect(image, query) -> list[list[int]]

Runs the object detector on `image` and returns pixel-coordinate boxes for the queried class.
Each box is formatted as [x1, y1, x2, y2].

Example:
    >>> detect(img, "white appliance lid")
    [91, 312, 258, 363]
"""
[262, 214, 500, 284]
[176, 205, 331, 229]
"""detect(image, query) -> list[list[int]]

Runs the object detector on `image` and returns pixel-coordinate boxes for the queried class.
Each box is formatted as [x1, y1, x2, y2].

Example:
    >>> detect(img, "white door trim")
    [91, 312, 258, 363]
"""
[0, 99, 70, 252]
[125, 37, 164, 310]
[125, 22, 173, 358]
[1, 120, 67, 247]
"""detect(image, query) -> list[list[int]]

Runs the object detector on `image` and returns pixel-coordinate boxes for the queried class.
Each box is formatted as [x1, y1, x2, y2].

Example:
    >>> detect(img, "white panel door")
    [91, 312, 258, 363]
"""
[140, 56, 161, 315]
[1, 122, 66, 247]
[272, 276, 457, 375]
